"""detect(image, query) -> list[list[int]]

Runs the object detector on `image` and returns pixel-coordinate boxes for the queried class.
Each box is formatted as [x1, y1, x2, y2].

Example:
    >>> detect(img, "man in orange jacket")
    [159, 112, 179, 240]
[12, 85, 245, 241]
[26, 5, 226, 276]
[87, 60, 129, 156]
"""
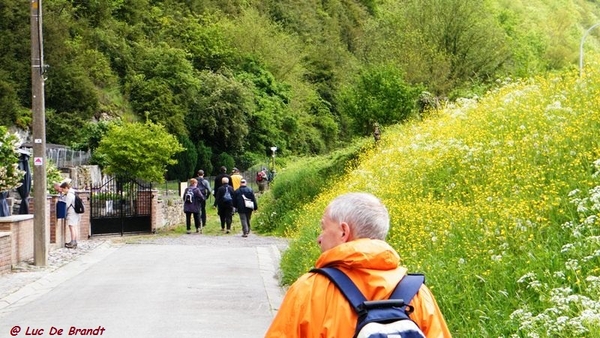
[265, 192, 452, 337]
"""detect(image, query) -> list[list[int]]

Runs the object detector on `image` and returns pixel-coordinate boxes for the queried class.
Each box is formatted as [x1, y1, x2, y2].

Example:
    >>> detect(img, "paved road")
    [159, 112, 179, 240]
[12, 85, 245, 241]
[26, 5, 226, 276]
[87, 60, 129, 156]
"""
[0, 234, 289, 338]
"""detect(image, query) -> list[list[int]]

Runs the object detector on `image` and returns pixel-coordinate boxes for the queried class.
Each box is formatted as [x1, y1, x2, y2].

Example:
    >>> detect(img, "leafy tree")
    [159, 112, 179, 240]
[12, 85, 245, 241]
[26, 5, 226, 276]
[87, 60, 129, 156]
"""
[195, 141, 213, 175]
[213, 152, 235, 175]
[185, 70, 251, 155]
[94, 120, 184, 182]
[338, 64, 423, 135]
[126, 43, 200, 135]
[165, 134, 197, 181]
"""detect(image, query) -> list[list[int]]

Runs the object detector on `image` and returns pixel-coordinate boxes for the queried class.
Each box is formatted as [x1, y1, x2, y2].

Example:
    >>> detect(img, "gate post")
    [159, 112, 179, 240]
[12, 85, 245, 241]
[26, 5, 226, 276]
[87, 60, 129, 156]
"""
[78, 191, 90, 239]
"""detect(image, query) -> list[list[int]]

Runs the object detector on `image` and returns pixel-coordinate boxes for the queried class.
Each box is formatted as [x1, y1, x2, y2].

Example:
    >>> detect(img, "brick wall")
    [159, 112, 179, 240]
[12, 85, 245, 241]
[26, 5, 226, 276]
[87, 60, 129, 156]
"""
[0, 232, 11, 274]
[0, 215, 34, 266]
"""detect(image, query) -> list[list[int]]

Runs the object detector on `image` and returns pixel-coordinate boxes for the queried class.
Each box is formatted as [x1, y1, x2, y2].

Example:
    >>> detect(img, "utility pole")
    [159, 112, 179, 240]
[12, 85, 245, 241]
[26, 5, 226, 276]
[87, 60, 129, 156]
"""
[31, 0, 47, 266]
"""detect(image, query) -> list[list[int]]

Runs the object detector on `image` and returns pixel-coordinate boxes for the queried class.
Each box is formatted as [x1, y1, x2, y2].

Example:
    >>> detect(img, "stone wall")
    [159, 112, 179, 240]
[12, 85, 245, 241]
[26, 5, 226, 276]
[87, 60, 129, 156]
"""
[158, 197, 185, 229]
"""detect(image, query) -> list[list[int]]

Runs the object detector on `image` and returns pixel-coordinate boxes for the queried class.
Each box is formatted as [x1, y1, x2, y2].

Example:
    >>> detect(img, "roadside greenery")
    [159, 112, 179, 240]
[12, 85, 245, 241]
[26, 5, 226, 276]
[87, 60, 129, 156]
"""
[0, 126, 24, 192]
[2, 0, 600, 175]
[94, 120, 183, 183]
[273, 63, 600, 336]
[254, 139, 370, 235]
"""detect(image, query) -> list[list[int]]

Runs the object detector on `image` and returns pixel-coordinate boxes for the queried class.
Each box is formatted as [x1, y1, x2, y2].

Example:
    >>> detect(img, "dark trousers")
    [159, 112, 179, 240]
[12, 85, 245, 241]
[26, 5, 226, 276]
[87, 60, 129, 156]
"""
[185, 212, 200, 230]
[218, 205, 233, 230]
[199, 200, 207, 226]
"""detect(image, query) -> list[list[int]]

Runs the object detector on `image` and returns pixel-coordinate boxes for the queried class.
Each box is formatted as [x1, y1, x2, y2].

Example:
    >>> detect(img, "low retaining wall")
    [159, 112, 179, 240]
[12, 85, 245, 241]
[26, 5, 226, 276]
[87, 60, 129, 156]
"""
[0, 192, 184, 275]
[0, 215, 34, 268]
[0, 232, 11, 274]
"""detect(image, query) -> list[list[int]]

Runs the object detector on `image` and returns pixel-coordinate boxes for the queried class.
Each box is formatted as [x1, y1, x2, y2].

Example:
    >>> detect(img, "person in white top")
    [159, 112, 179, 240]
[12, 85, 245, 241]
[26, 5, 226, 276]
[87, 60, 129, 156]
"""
[60, 182, 80, 249]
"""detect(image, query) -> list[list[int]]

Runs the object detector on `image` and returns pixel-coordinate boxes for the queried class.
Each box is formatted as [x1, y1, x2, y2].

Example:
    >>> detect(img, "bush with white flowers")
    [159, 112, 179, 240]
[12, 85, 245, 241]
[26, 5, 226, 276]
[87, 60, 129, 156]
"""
[0, 126, 25, 192]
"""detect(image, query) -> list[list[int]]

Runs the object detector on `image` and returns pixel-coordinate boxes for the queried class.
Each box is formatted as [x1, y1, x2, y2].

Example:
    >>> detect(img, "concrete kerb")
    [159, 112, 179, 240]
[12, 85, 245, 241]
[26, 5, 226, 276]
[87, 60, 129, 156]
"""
[257, 245, 286, 316]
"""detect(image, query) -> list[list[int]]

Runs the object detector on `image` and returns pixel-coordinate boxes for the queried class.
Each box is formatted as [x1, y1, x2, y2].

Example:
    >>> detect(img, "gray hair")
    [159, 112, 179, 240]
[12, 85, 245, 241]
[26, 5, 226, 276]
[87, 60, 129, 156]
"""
[222, 177, 229, 184]
[326, 192, 389, 240]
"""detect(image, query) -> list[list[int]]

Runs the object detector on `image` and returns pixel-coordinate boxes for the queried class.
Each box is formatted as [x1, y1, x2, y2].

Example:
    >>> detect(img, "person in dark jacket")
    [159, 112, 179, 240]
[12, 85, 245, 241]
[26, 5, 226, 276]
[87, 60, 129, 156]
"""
[213, 166, 232, 202]
[183, 178, 204, 234]
[233, 179, 258, 237]
[215, 177, 235, 233]
[195, 170, 212, 229]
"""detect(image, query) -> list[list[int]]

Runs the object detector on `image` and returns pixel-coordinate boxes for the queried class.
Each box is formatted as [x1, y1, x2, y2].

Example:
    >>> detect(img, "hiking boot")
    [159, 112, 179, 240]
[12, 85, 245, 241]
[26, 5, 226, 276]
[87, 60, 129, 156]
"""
[186, 230, 191, 234]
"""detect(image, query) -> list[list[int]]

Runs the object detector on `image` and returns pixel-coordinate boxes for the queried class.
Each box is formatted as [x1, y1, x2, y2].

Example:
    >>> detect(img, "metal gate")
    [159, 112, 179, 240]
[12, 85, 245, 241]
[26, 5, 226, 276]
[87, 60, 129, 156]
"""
[90, 175, 153, 235]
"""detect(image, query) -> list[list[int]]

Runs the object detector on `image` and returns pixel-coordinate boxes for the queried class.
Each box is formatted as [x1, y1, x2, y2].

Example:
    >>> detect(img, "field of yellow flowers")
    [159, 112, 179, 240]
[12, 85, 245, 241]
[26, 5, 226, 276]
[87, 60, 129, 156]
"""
[279, 66, 600, 336]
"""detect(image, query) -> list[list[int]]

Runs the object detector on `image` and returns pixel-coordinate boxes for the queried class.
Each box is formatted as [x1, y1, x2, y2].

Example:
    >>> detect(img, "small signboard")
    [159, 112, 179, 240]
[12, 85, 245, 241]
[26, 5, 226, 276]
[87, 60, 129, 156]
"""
[34, 157, 43, 166]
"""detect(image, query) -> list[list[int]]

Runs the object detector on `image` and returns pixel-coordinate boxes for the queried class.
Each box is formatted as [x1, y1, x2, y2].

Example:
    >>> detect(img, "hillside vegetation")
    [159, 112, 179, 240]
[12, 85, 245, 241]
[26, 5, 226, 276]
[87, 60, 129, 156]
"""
[2, 0, 600, 178]
[271, 62, 600, 336]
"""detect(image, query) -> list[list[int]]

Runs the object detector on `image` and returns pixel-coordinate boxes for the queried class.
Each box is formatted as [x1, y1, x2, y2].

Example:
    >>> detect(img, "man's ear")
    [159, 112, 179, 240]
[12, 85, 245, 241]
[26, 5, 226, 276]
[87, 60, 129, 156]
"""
[340, 222, 351, 242]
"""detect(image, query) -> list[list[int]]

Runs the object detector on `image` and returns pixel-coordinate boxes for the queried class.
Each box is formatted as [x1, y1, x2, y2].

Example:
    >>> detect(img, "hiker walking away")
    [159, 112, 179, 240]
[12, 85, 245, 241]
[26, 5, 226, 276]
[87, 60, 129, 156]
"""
[213, 166, 231, 199]
[230, 167, 243, 191]
[265, 192, 452, 337]
[256, 167, 268, 193]
[61, 182, 80, 249]
[233, 179, 257, 237]
[195, 170, 212, 230]
[182, 178, 204, 234]
[214, 177, 234, 233]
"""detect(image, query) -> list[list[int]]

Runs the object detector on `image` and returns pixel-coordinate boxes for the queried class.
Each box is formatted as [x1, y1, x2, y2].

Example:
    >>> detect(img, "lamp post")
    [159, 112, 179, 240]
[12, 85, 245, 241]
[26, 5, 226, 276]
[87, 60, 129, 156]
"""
[579, 22, 600, 77]
[270, 146, 277, 178]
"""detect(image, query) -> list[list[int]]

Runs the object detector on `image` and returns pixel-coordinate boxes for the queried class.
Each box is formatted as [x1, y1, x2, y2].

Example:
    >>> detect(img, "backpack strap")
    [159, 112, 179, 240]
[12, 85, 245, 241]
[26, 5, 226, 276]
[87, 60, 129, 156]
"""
[310, 267, 367, 314]
[311, 268, 425, 316]
[388, 273, 424, 314]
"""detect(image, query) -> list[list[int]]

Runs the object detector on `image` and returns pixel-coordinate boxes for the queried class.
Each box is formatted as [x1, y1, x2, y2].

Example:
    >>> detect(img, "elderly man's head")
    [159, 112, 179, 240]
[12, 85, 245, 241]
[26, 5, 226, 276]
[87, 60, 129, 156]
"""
[317, 193, 389, 252]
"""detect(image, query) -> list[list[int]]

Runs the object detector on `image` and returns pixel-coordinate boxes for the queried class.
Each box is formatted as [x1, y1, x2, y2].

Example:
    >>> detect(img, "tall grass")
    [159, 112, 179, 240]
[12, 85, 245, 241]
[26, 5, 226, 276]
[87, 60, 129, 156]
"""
[254, 140, 369, 235]
[278, 64, 600, 336]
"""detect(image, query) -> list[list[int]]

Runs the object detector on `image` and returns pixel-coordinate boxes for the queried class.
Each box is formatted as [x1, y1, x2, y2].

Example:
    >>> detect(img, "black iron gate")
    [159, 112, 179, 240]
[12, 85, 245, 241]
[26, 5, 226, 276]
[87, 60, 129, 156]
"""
[90, 175, 153, 235]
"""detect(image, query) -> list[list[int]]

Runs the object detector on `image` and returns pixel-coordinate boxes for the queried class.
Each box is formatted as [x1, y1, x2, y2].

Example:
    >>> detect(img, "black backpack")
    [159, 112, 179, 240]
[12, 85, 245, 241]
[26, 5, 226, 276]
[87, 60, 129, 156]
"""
[73, 194, 85, 214]
[310, 267, 426, 338]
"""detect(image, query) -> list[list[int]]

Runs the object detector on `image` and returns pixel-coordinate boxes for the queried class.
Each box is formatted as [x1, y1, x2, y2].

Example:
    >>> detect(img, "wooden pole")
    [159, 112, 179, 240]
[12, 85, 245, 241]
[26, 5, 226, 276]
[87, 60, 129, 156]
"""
[31, 0, 48, 266]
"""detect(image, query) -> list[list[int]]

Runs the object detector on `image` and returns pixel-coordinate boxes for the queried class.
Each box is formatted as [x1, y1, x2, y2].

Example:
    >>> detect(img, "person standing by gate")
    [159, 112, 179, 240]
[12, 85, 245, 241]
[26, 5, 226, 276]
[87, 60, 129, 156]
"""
[61, 182, 80, 249]
[183, 178, 204, 234]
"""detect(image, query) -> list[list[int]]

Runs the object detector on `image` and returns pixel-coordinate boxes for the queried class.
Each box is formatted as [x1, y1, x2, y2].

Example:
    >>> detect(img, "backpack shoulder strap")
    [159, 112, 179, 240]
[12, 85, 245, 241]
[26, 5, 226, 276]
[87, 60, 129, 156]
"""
[389, 273, 425, 308]
[310, 267, 366, 314]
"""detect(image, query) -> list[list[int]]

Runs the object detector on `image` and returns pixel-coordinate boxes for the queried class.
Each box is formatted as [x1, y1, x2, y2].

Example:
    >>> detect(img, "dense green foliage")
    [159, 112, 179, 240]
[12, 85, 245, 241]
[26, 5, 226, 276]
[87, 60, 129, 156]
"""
[254, 139, 369, 235]
[94, 120, 184, 182]
[272, 63, 600, 336]
[2, 0, 600, 175]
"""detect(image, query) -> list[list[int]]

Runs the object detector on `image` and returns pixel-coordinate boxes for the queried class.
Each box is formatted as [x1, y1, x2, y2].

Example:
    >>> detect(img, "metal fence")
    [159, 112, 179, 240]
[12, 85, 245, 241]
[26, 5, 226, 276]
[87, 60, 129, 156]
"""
[46, 147, 91, 168]
[21, 144, 91, 168]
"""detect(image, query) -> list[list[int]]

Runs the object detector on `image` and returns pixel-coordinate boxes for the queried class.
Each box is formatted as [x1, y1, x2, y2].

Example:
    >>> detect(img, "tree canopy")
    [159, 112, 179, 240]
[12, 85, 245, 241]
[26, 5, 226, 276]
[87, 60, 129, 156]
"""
[1, 0, 600, 174]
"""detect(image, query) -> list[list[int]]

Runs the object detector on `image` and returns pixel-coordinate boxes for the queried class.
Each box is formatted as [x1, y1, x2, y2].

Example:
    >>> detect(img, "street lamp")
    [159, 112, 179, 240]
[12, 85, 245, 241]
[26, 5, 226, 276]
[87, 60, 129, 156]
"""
[270, 146, 277, 177]
[579, 22, 600, 77]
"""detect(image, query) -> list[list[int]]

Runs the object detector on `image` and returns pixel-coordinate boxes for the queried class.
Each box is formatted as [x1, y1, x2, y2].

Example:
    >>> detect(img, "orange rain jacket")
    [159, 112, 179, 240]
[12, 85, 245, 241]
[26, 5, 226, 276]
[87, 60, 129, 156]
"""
[265, 238, 452, 338]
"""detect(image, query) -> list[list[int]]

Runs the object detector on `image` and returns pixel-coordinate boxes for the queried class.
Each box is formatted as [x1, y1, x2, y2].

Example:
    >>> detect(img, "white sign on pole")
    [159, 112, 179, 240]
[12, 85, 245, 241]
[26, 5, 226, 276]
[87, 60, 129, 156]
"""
[34, 157, 43, 166]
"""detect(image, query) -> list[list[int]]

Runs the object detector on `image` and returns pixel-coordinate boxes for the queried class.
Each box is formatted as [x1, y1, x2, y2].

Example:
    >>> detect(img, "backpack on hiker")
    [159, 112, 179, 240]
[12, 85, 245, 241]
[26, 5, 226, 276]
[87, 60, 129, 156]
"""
[196, 178, 209, 199]
[222, 186, 233, 204]
[256, 171, 265, 182]
[73, 193, 85, 214]
[184, 188, 195, 204]
[311, 267, 426, 338]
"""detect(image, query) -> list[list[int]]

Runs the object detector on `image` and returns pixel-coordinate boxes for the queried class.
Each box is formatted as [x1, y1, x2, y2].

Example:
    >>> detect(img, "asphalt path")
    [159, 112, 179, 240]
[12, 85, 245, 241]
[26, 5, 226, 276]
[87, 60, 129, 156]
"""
[0, 234, 289, 338]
